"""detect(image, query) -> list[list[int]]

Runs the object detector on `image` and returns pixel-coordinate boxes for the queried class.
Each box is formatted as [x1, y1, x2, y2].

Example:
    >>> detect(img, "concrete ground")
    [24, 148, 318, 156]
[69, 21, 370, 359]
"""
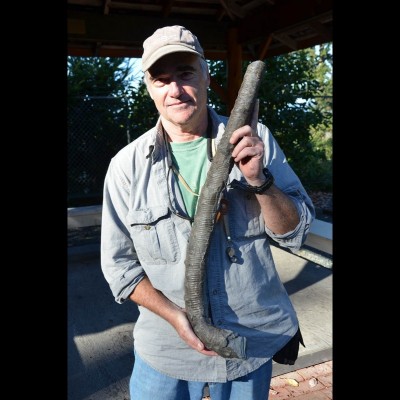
[68, 241, 332, 400]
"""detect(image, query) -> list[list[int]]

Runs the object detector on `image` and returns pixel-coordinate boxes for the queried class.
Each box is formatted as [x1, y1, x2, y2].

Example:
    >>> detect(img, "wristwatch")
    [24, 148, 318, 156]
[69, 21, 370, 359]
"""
[230, 167, 275, 194]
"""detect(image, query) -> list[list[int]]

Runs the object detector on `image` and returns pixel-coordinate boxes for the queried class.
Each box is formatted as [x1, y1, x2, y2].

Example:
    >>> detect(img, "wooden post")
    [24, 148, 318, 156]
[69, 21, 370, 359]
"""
[258, 33, 273, 60]
[227, 28, 243, 114]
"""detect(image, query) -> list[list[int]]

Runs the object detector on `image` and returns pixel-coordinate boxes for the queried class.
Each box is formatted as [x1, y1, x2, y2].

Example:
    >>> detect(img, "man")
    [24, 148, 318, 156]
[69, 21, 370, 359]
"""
[101, 25, 314, 400]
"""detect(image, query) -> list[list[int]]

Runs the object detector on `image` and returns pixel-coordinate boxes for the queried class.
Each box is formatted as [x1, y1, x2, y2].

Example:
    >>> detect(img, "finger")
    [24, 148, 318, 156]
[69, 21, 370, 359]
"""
[250, 99, 259, 134]
[198, 348, 219, 356]
[229, 125, 252, 145]
[193, 339, 218, 356]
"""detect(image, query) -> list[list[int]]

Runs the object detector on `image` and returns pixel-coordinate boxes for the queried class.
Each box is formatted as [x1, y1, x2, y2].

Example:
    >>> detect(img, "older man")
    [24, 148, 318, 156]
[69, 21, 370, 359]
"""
[100, 25, 314, 400]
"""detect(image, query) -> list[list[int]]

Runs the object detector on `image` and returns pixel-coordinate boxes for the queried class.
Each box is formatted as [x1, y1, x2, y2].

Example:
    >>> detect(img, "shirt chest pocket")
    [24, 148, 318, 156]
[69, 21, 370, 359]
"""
[127, 206, 180, 265]
[227, 188, 265, 239]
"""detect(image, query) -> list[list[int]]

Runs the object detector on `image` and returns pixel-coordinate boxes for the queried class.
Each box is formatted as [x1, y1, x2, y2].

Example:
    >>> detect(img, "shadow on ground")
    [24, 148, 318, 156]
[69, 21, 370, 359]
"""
[68, 255, 138, 400]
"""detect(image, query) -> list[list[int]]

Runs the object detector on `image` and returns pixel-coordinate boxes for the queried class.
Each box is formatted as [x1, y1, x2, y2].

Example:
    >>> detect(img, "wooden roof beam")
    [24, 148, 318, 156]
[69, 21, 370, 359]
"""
[257, 33, 273, 60]
[307, 19, 331, 42]
[162, 0, 174, 17]
[273, 33, 298, 51]
[103, 0, 111, 15]
[226, 27, 243, 113]
[237, 0, 333, 44]
[242, 0, 275, 12]
[219, 0, 243, 19]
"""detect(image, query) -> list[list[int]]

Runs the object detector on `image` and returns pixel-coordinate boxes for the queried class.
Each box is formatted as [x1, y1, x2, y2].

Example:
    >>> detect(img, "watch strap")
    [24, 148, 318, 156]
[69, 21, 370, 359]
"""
[230, 167, 274, 194]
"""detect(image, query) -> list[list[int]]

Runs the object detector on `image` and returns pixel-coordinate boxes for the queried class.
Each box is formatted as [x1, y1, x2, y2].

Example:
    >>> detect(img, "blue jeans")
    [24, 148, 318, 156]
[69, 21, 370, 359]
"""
[130, 350, 272, 400]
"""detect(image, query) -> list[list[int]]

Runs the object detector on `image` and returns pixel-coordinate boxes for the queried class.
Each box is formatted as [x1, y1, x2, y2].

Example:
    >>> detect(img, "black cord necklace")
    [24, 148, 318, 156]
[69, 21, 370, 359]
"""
[164, 109, 214, 166]
[163, 109, 214, 222]
[205, 109, 214, 162]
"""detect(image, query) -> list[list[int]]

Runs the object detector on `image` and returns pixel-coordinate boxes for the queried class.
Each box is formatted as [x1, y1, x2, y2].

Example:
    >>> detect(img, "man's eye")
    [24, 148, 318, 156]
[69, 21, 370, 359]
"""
[153, 78, 167, 86]
[180, 71, 195, 80]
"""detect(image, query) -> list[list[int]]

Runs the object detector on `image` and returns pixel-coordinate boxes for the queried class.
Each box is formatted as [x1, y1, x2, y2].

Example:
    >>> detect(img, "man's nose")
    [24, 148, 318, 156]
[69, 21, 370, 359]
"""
[168, 80, 182, 97]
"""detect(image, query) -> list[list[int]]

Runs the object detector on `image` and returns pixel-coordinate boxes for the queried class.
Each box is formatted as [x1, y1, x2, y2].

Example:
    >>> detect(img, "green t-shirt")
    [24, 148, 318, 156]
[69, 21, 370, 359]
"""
[170, 136, 208, 219]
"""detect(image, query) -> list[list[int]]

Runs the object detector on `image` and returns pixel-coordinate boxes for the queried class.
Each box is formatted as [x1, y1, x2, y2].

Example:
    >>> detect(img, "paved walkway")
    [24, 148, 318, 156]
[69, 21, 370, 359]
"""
[68, 236, 332, 400]
[268, 361, 332, 399]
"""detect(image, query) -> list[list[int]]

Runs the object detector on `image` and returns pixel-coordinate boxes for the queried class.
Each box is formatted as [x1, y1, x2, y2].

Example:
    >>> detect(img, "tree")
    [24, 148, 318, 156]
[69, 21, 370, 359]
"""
[67, 57, 135, 206]
[128, 80, 158, 140]
[67, 57, 132, 99]
[307, 44, 333, 191]
[260, 44, 332, 191]
[207, 43, 333, 192]
[68, 45, 332, 206]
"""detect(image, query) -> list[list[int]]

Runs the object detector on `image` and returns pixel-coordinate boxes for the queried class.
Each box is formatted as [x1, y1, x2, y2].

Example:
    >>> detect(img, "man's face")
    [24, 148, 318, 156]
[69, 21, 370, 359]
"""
[146, 52, 210, 127]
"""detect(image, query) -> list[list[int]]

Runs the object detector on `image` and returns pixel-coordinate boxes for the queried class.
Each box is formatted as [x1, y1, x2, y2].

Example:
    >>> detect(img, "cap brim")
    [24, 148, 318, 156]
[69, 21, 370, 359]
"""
[142, 44, 203, 72]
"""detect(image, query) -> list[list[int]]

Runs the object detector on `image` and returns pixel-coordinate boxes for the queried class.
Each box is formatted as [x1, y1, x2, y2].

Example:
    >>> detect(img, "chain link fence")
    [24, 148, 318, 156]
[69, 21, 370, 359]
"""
[68, 96, 132, 207]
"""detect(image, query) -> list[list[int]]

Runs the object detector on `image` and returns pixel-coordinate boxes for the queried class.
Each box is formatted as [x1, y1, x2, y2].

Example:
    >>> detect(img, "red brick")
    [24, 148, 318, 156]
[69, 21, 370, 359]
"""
[268, 386, 292, 399]
[297, 366, 322, 381]
[270, 362, 333, 399]
[310, 362, 332, 376]
[297, 371, 316, 381]
[317, 373, 332, 388]
[291, 390, 331, 399]
[276, 370, 305, 383]
[319, 387, 333, 399]
[285, 378, 326, 397]
[297, 362, 331, 378]
[270, 376, 292, 389]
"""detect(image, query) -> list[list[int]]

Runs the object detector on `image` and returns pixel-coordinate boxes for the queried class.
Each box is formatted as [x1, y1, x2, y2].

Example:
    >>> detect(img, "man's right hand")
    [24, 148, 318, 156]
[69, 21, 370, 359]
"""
[172, 307, 219, 356]
[129, 277, 218, 356]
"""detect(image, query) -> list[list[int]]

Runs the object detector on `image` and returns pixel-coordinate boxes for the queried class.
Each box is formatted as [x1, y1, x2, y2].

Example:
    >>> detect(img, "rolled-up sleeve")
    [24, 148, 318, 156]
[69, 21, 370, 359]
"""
[265, 186, 314, 251]
[100, 157, 145, 304]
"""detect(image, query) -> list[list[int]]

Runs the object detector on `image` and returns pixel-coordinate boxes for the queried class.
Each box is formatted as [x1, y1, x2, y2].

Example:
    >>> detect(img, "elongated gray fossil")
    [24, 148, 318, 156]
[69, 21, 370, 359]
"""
[184, 61, 266, 359]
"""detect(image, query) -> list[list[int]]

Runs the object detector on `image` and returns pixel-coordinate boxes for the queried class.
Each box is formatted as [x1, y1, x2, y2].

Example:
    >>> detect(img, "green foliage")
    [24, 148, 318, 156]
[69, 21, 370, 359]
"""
[207, 44, 332, 192]
[68, 45, 332, 206]
[128, 80, 159, 141]
[261, 46, 332, 191]
[207, 60, 228, 116]
[68, 57, 136, 206]
[67, 57, 132, 97]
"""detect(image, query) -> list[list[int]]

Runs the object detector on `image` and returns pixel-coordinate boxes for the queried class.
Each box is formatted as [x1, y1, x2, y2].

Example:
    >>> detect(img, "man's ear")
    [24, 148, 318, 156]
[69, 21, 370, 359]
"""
[146, 84, 154, 99]
[144, 74, 154, 99]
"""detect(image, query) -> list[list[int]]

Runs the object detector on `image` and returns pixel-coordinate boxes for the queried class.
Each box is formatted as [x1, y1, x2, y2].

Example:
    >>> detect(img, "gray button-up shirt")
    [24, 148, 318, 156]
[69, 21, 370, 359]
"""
[100, 107, 315, 382]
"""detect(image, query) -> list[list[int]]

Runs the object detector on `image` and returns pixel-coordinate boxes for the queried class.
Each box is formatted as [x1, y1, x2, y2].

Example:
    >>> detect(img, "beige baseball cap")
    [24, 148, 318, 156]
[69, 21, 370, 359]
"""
[141, 25, 205, 72]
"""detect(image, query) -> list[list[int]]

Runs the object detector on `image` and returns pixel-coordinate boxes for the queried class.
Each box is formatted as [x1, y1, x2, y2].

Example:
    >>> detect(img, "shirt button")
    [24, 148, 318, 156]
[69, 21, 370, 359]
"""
[212, 289, 218, 295]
